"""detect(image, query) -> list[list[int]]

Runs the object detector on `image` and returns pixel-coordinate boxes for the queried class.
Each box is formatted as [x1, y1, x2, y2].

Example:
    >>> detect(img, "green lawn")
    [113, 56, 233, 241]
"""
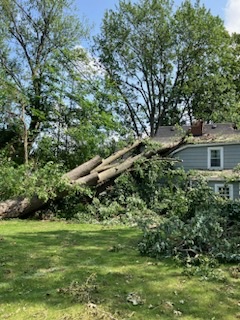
[0, 220, 239, 320]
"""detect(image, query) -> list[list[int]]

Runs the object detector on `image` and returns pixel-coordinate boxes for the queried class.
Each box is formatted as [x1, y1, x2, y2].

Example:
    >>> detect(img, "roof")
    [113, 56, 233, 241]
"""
[188, 169, 240, 181]
[153, 123, 240, 146]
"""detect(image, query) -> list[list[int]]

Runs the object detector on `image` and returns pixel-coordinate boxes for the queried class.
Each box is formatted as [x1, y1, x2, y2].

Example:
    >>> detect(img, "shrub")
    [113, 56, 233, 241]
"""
[138, 208, 240, 263]
[182, 255, 226, 281]
[72, 194, 161, 225]
[0, 159, 69, 202]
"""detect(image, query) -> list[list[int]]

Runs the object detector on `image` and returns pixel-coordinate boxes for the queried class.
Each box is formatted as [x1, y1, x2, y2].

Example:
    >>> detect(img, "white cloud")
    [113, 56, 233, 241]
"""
[225, 0, 240, 33]
[73, 46, 106, 78]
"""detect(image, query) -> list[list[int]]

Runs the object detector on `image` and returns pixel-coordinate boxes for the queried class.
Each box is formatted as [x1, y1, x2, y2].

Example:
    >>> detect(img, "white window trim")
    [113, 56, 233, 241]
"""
[207, 147, 224, 170]
[214, 183, 233, 200]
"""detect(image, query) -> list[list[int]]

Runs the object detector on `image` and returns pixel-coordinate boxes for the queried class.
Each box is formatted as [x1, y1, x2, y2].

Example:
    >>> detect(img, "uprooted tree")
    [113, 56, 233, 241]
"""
[0, 138, 185, 219]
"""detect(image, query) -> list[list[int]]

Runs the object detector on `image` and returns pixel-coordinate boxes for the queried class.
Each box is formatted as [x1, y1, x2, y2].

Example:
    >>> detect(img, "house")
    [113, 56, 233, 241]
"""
[154, 122, 240, 200]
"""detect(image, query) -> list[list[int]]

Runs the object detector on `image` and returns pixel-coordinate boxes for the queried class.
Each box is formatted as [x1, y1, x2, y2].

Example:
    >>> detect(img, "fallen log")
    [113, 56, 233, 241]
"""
[0, 196, 45, 219]
[149, 136, 186, 157]
[0, 138, 186, 219]
[91, 163, 118, 173]
[72, 155, 143, 186]
[98, 154, 142, 183]
[92, 140, 143, 172]
[63, 155, 102, 181]
[75, 172, 99, 186]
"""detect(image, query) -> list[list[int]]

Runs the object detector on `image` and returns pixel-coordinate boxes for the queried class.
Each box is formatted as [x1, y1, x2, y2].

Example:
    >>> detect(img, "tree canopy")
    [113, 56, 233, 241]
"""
[94, 0, 238, 137]
[0, 0, 120, 166]
[1, 0, 240, 164]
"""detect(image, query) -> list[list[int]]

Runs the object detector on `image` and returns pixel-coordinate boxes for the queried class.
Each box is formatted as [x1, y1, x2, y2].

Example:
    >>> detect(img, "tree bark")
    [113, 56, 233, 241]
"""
[92, 140, 143, 172]
[75, 172, 99, 186]
[91, 163, 118, 173]
[0, 196, 45, 219]
[144, 136, 186, 158]
[63, 155, 102, 181]
[21, 104, 29, 165]
[98, 154, 142, 183]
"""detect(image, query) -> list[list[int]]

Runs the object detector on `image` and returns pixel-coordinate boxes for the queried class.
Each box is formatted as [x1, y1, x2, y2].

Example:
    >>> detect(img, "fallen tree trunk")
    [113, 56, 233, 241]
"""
[90, 163, 118, 173]
[0, 138, 186, 219]
[63, 155, 102, 181]
[92, 140, 143, 173]
[75, 172, 99, 186]
[98, 154, 142, 183]
[0, 196, 46, 219]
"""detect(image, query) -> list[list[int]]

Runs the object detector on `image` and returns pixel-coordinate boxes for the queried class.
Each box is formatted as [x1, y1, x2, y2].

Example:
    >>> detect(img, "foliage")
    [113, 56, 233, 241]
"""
[138, 207, 240, 263]
[66, 156, 215, 225]
[182, 255, 226, 282]
[108, 158, 188, 211]
[70, 158, 187, 223]
[0, 0, 88, 152]
[185, 177, 217, 219]
[219, 199, 240, 222]
[69, 157, 211, 226]
[79, 194, 158, 226]
[0, 0, 122, 166]
[94, 0, 237, 136]
[0, 157, 68, 201]
[33, 111, 119, 170]
[61, 154, 238, 265]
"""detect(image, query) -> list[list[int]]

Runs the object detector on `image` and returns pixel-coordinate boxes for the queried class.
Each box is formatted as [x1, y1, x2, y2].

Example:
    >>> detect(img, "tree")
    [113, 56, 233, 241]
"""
[94, 0, 238, 137]
[31, 46, 123, 169]
[173, 1, 237, 124]
[0, 0, 88, 162]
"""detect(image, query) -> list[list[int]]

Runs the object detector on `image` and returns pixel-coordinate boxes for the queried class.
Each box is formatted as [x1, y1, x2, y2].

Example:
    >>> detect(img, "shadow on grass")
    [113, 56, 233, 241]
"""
[0, 227, 170, 305]
[0, 223, 239, 320]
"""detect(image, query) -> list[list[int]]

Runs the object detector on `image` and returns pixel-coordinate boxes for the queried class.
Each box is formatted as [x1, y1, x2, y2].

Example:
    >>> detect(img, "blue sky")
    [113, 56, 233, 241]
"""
[76, 0, 240, 36]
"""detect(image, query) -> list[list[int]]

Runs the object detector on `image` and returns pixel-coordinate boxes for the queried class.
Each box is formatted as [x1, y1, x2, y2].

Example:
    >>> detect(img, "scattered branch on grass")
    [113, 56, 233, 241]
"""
[57, 273, 98, 303]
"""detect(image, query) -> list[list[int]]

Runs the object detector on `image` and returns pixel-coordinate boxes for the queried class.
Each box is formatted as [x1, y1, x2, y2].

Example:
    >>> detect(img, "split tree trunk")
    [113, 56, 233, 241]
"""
[92, 140, 143, 172]
[98, 154, 142, 183]
[63, 155, 102, 180]
[0, 138, 186, 219]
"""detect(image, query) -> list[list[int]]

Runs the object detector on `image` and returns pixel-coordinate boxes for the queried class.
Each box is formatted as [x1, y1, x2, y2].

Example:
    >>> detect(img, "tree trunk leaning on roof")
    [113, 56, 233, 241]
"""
[0, 138, 186, 219]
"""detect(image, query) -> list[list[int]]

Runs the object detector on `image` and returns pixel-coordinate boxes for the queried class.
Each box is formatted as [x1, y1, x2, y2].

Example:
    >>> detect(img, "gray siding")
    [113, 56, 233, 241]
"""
[224, 145, 240, 168]
[173, 146, 208, 170]
[173, 144, 240, 170]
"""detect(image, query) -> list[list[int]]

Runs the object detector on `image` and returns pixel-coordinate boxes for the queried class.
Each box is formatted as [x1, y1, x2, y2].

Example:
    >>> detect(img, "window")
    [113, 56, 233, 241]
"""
[208, 147, 223, 170]
[214, 183, 233, 199]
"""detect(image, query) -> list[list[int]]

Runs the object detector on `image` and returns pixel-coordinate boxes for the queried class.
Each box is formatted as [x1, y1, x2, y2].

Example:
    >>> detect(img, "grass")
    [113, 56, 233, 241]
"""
[0, 220, 239, 320]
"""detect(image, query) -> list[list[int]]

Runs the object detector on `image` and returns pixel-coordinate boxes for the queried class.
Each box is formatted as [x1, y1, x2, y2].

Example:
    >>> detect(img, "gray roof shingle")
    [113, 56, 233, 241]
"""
[153, 123, 240, 145]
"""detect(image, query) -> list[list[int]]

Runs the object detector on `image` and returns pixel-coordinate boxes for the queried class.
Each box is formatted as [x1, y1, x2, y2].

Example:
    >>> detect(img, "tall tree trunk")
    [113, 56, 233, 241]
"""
[21, 104, 28, 165]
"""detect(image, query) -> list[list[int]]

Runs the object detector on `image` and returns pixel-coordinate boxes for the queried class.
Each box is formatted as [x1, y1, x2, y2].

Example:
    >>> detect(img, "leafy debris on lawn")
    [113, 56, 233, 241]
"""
[57, 273, 98, 303]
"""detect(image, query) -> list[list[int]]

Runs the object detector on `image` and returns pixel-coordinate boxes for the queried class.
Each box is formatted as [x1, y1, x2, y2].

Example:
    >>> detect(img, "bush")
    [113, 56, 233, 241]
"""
[72, 194, 161, 225]
[138, 208, 240, 263]
[0, 159, 68, 202]
[182, 255, 226, 281]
